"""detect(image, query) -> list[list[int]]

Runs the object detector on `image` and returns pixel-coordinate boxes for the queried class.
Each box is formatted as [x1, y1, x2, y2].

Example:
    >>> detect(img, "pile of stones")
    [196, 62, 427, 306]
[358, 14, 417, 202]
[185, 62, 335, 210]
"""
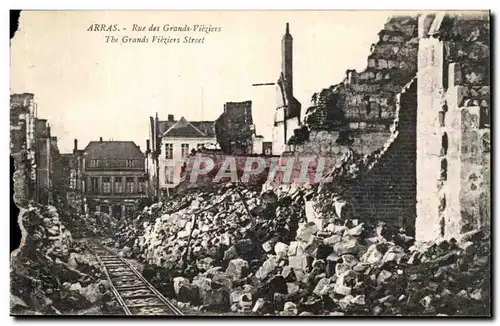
[111, 185, 490, 316]
[10, 203, 115, 315]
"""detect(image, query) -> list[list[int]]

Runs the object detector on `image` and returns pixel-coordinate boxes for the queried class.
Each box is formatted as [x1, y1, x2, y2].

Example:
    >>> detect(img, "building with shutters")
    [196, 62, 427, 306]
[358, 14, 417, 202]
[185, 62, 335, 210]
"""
[146, 114, 216, 195]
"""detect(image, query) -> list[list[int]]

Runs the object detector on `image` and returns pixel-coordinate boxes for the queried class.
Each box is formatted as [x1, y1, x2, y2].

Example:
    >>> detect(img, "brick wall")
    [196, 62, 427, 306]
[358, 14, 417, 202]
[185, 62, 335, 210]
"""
[347, 78, 417, 232]
[304, 16, 418, 131]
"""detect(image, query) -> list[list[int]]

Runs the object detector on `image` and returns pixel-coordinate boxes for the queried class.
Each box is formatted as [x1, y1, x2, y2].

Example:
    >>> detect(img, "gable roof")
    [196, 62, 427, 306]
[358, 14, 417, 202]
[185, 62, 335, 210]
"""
[158, 120, 176, 135]
[83, 141, 143, 159]
[163, 117, 215, 138]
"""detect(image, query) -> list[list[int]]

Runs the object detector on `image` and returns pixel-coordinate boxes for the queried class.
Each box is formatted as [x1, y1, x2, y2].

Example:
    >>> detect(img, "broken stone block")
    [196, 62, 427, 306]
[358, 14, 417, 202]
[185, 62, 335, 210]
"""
[274, 242, 289, 258]
[296, 222, 319, 243]
[223, 246, 238, 262]
[287, 282, 300, 297]
[469, 289, 482, 301]
[329, 311, 345, 316]
[288, 254, 312, 272]
[192, 277, 212, 302]
[323, 234, 342, 246]
[211, 272, 233, 290]
[361, 243, 388, 265]
[226, 258, 249, 280]
[345, 223, 364, 236]
[332, 235, 359, 256]
[376, 270, 393, 284]
[287, 241, 299, 256]
[338, 295, 354, 310]
[262, 240, 274, 253]
[352, 263, 369, 273]
[341, 254, 359, 268]
[255, 257, 278, 280]
[335, 263, 351, 276]
[281, 266, 296, 282]
[203, 288, 230, 311]
[197, 257, 214, 271]
[283, 301, 298, 315]
[333, 284, 352, 296]
[299, 311, 314, 316]
[252, 298, 272, 314]
[351, 294, 366, 305]
[313, 277, 331, 296]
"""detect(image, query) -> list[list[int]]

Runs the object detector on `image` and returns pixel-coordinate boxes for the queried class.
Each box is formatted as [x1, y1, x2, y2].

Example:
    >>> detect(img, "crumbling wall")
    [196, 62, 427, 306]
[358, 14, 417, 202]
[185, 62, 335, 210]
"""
[459, 108, 490, 232]
[305, 16, 418, 131]
[348, 78, 417, 232]
[415, 12, 490, 242]
[292, 130, 390, 156]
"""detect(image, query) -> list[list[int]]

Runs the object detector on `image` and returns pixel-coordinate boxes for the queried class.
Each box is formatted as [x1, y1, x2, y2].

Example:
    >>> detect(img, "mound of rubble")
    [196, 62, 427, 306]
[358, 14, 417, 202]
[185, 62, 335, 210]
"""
[59, 211, 119, 239]
[10, 203, 118, 315]
[110, 185, 490, 316]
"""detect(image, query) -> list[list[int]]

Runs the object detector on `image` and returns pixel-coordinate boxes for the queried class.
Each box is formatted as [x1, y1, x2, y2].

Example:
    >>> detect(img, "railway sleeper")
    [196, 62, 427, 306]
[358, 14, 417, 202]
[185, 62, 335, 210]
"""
[124, 297, 165, 306]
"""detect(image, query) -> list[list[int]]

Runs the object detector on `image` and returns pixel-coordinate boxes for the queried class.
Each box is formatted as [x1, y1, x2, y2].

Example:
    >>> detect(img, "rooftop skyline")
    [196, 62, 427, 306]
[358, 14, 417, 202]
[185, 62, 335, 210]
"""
[11, 11, 398, 152]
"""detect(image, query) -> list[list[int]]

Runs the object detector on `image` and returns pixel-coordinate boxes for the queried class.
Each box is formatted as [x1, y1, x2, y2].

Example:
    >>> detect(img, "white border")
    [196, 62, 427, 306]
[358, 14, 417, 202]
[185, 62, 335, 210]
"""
[3, 1, 498, 325]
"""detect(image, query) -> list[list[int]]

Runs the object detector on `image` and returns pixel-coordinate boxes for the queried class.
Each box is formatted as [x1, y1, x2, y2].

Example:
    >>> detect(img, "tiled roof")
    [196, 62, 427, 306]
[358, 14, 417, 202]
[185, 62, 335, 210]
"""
[158, 120, 176, 135]
[162, 117, 215, 138]
[83, 141, 143, 159]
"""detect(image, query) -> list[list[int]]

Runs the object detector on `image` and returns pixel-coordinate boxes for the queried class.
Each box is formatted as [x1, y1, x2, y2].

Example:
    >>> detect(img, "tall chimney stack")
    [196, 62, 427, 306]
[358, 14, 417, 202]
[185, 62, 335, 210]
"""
[74, 139, 78, 151]
[146, 139, 150, 153]
[282, 22, 294, 97]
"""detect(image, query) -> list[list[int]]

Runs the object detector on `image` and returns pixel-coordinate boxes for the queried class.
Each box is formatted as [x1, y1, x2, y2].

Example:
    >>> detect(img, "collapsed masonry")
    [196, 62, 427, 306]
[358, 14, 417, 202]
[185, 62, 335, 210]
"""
[10, 203, 121, 315]
[108, 184, 490, 316]
[281, 12, 490, 242]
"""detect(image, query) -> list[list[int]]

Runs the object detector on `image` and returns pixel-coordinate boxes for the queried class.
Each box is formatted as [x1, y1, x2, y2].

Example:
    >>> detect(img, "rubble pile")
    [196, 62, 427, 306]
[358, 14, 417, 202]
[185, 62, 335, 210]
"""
[10, 203, 116, 315]
[64, 211, 119, 239]
[109, 182, 490, 316]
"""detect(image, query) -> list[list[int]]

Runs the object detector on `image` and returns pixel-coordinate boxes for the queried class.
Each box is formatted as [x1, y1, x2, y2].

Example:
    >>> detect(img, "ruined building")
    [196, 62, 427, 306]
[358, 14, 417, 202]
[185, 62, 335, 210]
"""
[273, 23, 302, 155]
[415, 12, 490, 241]
[277, 12, 490, 241]
[10, 93, 37, 205]
[215, 100, 265, 155]
[10, 93, 65, 206]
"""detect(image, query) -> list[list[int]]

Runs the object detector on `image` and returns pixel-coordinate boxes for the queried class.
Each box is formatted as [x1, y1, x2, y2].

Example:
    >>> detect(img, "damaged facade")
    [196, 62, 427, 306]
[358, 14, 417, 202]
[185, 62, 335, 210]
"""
[415, 12, 490, 241]
[10, 93, 65, 206]
[215, 101, 265, 155]
[10, 93, 37, 206]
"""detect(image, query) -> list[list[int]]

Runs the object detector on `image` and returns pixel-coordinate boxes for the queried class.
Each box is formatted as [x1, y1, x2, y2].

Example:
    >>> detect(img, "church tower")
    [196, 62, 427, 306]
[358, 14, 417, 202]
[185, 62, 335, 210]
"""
[281, 22, 293, 98]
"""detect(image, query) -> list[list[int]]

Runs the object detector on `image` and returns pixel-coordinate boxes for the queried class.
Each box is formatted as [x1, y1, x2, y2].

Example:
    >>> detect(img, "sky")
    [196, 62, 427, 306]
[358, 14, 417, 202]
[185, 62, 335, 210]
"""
[10, 10, 396, 153]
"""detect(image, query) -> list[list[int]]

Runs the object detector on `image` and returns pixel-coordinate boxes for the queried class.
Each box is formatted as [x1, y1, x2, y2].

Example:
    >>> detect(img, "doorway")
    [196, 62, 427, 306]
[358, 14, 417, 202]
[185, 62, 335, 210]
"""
[111, 204, 122, 218]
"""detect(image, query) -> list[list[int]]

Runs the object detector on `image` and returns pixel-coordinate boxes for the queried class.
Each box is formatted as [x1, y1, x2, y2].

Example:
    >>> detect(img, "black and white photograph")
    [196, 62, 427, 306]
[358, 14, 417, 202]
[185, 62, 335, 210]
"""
[9, 10, 491, 317]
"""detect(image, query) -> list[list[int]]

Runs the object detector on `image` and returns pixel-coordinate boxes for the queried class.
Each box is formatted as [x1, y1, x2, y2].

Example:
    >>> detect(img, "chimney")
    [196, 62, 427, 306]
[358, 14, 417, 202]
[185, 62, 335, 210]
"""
[50, 136, 58, 148]
[74, 139, 78, 151]
[99, 137, 103, 142]
[47, 125, 51, 137]
[146, 139, 150, 153]
[168, 114, 174, 122]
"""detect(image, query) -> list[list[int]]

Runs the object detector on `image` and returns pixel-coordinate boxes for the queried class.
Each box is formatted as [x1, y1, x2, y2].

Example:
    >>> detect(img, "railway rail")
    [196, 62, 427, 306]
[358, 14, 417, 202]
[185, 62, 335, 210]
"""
[89, 243, 183, 316]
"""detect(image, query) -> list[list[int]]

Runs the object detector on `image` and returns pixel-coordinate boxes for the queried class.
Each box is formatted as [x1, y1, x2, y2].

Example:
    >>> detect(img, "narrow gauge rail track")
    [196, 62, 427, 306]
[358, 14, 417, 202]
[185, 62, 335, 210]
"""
[89, 244, 183, 316]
